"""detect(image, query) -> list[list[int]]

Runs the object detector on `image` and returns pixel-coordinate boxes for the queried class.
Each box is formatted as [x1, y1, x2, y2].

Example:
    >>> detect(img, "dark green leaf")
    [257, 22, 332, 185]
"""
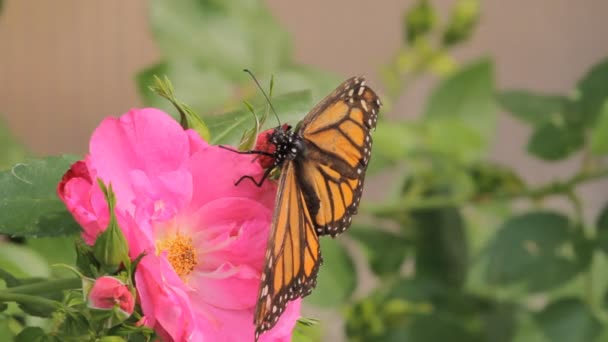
[576, 57, 608, 125]
[349, 225, 409, 277]
[15, 327, 46, 342]
[204, 90, 313, 145]
[527, 121, 585, 161]
[412, 207, 468, 288]
[590, 100, 608, 155]
[535, 298, 601, 342]
[485, 212, 586, 292]
[497, 90, 568, 126]
[423, 59, 496, 158]
[0, 155, 81, 237]
[0, 116, 27, 170]
[306, 239, 356, 307]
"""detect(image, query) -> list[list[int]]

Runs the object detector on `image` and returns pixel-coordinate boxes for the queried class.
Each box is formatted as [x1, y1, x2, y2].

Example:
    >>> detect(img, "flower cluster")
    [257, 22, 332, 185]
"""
[58, 108, 300, 341]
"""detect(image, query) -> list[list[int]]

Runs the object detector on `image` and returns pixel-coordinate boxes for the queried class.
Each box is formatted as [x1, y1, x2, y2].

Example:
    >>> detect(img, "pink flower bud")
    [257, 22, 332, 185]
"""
[88, 276, 134, 315]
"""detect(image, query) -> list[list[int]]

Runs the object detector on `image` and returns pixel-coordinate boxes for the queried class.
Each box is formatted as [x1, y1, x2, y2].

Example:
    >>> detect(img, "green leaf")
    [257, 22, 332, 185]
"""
[148, 75, 211, 141]
[404, 0, 436, 44]
[292, 318, 322, 342]
[137, 61, 234, 120]
[0, 243, 51, 278]
[367, 121, 421, 173]
[595, 203, 608, 254]
[423, 59, 496, 158]
[485, 212, 586, 292]
[497, 90, 568, 126]
[576, 57, 608, 125]
[148, 0, 291, 77]
[411, 207, 468, 288]
[0, 268, 20, 288]
[204, 90, 313, 146]
[349, 225, 409, 277]
[0, 116, 27, 170]
[306, 239, 356, 307]
[0, 155, 81, 237]
[442, 0, 480, 46]
[0, 316, 14, 342]
[590, 100, 608, 155]
[535, 298, 601, 342]
[527, 121, 585, 161]
[26, 237, 77, 278]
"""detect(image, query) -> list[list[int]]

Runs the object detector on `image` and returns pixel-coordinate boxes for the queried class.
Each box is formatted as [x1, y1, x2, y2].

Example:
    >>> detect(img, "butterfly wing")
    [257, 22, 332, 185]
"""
[254, 161, 322, 340]
[296, 76, 381, 236]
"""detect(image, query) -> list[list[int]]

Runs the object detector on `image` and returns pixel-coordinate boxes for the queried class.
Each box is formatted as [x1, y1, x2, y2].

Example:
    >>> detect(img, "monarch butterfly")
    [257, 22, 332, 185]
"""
[230, 76, 380, 340]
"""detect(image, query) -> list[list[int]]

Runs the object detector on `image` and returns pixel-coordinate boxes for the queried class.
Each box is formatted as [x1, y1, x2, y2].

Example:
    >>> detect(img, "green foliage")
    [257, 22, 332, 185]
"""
[404, 0, 436, 44]
[423, 59, 496, 161]
[0, 155, 81, 237]
[535, 298, 601, 342]
[589, 101, 608, 155]
[485, 212, 589, 292]
[350, 225, 409, 277]
[497, 91, 569, 126]
[306, 239, 356, 307]
[139, 0, 339, 132]
[576, 58, 608, 125]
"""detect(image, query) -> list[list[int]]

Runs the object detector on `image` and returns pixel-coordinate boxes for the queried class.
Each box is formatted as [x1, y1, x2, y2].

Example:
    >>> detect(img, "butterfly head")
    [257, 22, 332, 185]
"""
[268, 124, 304, 164]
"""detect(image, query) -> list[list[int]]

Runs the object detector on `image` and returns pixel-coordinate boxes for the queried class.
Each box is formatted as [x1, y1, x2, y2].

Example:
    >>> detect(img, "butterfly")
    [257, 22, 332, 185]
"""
[229, 76, 380, 340]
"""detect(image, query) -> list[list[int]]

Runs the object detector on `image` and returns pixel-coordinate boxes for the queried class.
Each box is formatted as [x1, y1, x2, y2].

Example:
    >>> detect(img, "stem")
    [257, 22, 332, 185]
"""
[0, 292, 60, 309]
[365, 168, 608, 216]
[4, 277, 81, 295]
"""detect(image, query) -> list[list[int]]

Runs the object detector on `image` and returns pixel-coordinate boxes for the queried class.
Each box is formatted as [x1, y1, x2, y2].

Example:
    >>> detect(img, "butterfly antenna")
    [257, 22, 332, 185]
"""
[243, 69, 281, 126]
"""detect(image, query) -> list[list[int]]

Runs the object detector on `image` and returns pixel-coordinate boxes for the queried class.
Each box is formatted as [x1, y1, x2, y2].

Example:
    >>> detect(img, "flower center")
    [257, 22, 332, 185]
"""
[157, 233, 198, 278]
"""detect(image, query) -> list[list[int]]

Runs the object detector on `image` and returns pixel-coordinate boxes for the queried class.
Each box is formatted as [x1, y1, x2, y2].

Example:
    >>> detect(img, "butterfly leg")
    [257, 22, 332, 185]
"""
[235, 166, 273, 187]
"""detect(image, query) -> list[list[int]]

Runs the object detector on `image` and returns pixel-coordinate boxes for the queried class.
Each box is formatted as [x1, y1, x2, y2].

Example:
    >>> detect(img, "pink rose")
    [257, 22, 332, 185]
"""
[87, 276, 135, 315]
[59, 108, 300, 341]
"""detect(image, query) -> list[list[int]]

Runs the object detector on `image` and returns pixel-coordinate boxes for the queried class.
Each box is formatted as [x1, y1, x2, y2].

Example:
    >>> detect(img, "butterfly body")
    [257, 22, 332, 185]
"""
[251, 76, 381, 340]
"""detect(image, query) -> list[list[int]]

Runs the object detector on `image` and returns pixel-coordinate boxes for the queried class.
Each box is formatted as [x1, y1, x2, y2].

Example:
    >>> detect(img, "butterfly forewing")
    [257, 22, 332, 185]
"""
[254, 162, 322, 340]
[297, 76, 380, 236]
[253, 76, 380, 340]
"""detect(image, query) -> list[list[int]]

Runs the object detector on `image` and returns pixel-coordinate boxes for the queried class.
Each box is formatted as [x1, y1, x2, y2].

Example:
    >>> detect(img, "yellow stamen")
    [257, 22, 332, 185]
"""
[157, 233, 198, 278]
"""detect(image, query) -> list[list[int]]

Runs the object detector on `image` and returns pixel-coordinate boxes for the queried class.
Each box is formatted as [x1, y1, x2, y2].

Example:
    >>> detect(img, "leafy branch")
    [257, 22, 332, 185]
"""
[365, 167, 608, 216]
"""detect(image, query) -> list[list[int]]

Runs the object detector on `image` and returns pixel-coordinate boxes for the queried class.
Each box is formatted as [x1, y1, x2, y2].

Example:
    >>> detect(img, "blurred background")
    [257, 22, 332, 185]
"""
[2, 1, 608, 341]
[1, 0, 607, 213]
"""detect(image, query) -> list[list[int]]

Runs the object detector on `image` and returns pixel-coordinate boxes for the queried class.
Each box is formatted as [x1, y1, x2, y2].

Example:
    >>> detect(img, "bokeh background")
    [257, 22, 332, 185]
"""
[1, 0, 607, 213]
[2, 1, 608, 341]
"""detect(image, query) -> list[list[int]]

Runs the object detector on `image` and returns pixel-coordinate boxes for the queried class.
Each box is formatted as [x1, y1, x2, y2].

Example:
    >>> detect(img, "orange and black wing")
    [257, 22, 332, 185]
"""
[296, 76, 381, 237]
[254, 162, 322, 341]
